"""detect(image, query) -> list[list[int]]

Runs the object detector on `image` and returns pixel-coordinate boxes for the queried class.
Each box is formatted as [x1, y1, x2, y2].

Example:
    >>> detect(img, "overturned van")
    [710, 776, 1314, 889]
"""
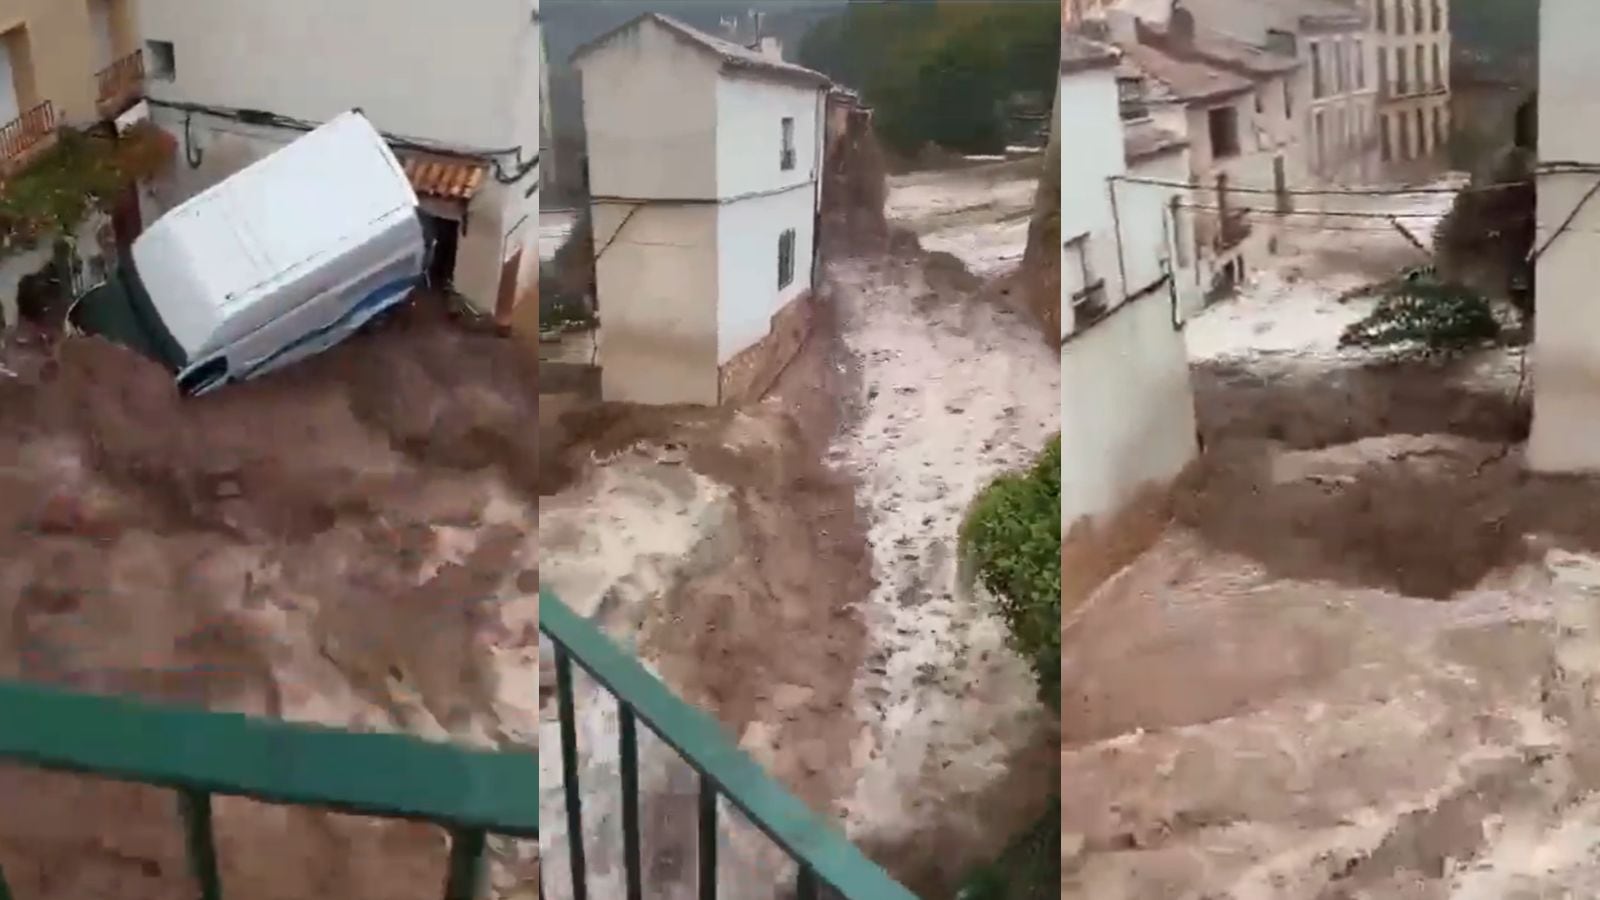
[70, 110, 426, 396]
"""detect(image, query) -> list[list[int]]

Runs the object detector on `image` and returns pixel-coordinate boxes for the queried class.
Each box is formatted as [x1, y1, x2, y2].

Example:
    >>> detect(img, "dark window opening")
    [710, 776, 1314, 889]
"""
[780, 117, 795, 171]
[1208, 105, 1240, 159]
[1311, 43, 1326, 99]
[421, 214, 460, 291]
[146, 39, 175, 80]
[778, 228, 795, 289]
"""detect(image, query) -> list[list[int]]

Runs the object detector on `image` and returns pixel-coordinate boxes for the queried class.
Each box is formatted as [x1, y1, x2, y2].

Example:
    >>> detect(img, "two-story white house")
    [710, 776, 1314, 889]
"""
[131, 0, 542, 329]
[572, 13, 829, 407]
[1060, 31, 1200, 601]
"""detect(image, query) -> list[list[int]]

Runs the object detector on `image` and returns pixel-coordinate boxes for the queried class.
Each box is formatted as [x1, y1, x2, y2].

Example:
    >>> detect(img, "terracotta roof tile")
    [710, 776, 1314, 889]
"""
[403, 154, 487, 201]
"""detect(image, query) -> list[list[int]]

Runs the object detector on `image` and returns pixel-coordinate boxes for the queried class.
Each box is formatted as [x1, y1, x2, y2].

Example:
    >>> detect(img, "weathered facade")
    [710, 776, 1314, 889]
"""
[1528, 0, 1600, 472]
[1368, 0, 1452, 173]
[132, 0, 542, 327]
[1060, 32, 1201, 608]
[573, 13, 828, 407]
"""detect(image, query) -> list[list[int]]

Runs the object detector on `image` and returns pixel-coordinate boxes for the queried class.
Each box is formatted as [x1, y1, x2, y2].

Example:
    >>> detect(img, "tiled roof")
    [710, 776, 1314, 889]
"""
[1138, 19, 1300, 78]
[402, 154, 488, 201]
[1062, 32, 1121, 74]
[573, 12, 831, 89]
[1118, 42, 1254, 103]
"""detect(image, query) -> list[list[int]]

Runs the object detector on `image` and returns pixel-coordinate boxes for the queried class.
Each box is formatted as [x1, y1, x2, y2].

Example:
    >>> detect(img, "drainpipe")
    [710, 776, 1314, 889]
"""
[1106, 176, 1130, 301]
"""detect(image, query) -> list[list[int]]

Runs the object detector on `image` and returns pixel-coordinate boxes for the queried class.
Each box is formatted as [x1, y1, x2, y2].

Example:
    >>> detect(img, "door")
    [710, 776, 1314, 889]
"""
[0, 33, 20, 126]
[88, 0, 116, 71]
[496, 248, 522, 328]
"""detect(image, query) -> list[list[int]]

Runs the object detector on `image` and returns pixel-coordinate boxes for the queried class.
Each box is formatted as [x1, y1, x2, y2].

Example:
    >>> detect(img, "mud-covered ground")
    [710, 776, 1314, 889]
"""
[0, 301, 541, 899]
[538, 161, 1056, 898]
[1062, 177, 1600, 899]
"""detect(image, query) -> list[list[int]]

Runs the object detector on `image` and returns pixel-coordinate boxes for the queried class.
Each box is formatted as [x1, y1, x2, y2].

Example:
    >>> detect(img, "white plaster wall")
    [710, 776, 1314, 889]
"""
[1061, 281, 1199, 526]
[577, 19, 719, 201]
[1060, 66, 1127, 337]
[1128, 149, 1202, 317]
[714, 185, 814, 363]
[594, 202, 719, 405]
[136, 0, 531, 152]
[715, 76, 821, 201]
[1528, 0, 1600, 472]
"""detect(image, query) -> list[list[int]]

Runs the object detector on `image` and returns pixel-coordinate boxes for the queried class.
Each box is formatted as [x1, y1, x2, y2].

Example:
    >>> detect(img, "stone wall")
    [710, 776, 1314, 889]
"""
[717, 289, 814, 406]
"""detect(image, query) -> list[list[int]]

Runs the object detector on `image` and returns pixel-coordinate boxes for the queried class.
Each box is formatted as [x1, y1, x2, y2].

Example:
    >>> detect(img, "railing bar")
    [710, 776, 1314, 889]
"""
[178, 788, 222, 900]
[698, 775, 717, 900]
[442, 827, 487, 900]
[541, 593, 919, 900]
[555, 646, 588, 900]
[796, 866, 819, 900]
[619, 705, 643, 900]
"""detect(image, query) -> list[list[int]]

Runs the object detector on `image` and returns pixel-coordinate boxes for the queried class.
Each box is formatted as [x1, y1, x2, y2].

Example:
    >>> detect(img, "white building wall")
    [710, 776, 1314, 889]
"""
[137, 0, 529, 150]
[715, 185, 815, 363]
[594, 202, 720, 405]
[1061, 281, 1199, 526]
[714, 77, 822, 200]
[1528, 0, 1600, 472]
[577, 21, 720, 201]
[1060, 66, 1126, 335]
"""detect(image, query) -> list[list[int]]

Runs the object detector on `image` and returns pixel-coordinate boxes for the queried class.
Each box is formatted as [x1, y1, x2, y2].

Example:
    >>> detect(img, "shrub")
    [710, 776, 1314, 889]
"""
[1339, 269, 1500, 353]
[960, 435, 1060, 710]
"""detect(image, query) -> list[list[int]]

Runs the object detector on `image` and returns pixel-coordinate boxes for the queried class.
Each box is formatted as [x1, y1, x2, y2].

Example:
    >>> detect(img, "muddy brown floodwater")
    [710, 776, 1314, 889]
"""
[0, 300, 541, 899]
[1066, 344, 1600, 899]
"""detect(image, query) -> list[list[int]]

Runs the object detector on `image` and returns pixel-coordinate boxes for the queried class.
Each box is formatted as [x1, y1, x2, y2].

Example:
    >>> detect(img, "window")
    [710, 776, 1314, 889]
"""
[146, 39, 175, 80]
[1064, 235, 1106, 324]
[1416, 108, 1427, 155]
[1377, 47, 1388, 95]
[1415, 43, 1426, 93]
[1431, 44, 1441, 90]
[1208, 105, 1240, 159]
[1355, 40, 1366, 89]
[1380, 114, 1392, 162]
[1311, 42, 1325, 99]
[1431, 0, 1442, 32]
[0, 27, 22, 126]
[1396, 47, 1408, 94]
[1254, 90, 1264, 115]
[1314, 109, 1327, 169]
[1398, 110, 1411, 159]
[777, 228, 795, 289]
[1433, 107, 1446, 150]
[1283, 79, 1293, 119]
[1396, 0, 1407, 34]
[1412, 0, 1423, 35]
[1118, 76, 1149, 120]
[1376, 0, 1387, 31]
[1334, 41, 1347, 94]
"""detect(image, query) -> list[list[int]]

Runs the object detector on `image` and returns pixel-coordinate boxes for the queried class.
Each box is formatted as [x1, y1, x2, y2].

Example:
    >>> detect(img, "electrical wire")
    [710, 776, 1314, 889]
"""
[152, 98, 539, 184]
[1112, 173, 1507, 196]
[1175, 202, 1451, 219]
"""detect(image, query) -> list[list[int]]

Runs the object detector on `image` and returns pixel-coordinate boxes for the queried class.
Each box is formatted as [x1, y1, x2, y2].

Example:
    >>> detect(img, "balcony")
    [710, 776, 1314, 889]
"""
[95, 48, 145, 120]
[0, 677, 538, 899]
[0, 100, 58, 178]
[540, 590, 918, 899]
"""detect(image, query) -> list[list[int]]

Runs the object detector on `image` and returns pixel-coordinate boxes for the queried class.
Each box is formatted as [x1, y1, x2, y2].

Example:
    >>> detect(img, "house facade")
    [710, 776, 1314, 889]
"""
[0, 0, 148, 329]
[1369, 0, 1451, 172]
[573, 13, 828, 407]
[1529, 0, 1599, 472]
[1060, 32, 1200, 601]
[1108, 9, 1305, 294]
[1182, 0, 1379, 183]
[132, 0, 542, 328]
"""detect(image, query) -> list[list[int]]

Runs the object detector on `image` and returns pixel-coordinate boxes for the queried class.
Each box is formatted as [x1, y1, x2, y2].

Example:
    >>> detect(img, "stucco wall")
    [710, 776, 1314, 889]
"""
[577, 19, 719, 201]
[715, 184, 814, 363]
[1528, 0, 1600, 473]
[137, 0, 530, 151]
[594, 201, 719, 405]
[714, 75, 821, 200]
[0, 0, 136, 126]
[1128, 149, 1204, 317]
[1061, 281, 1199, 527]
[1060, 66, 1126, 336]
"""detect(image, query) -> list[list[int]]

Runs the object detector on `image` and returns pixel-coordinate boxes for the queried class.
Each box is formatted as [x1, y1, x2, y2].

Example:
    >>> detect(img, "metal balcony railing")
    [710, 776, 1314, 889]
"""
[0, 100, 56, 168]
[540, 590, 920, 900]
[0, 678, 538, 900]
[95, 48, 145, 116]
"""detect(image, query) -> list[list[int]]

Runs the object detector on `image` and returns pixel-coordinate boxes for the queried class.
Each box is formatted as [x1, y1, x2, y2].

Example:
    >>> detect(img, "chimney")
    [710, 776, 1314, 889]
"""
[757, 35, 784, 62]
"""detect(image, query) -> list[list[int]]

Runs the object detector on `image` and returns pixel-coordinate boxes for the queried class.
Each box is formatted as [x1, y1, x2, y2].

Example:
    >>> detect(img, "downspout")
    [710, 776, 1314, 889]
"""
[1106, 177, 1130, 301]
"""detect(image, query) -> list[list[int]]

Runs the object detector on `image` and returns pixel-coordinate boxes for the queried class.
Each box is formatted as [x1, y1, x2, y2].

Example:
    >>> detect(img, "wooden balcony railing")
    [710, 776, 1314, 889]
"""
[95, 48, 145, 117]
[0, 100, 57, 171]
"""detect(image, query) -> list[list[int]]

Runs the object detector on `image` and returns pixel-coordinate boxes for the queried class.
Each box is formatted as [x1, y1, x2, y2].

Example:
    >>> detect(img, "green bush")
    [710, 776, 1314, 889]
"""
[960, 435, 1061, 710]
[1340, 270, 1500, 353]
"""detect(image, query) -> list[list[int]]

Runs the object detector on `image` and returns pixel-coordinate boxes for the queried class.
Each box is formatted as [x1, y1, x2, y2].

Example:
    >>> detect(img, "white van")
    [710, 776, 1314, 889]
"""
[70, 110, 426, 395]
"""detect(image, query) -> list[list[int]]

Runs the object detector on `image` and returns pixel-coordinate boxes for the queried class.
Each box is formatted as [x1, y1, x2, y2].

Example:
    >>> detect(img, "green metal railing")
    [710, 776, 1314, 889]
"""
[0, 678, 538, 900]
[540, 589, 919, 900]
